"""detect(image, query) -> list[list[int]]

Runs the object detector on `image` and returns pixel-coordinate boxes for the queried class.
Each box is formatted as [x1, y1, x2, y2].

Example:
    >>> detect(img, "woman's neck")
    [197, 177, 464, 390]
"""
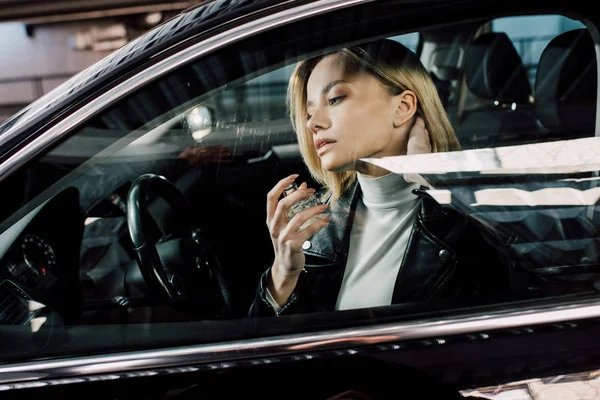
[357, 172, 419, 209]
[354, 160, 395, 178]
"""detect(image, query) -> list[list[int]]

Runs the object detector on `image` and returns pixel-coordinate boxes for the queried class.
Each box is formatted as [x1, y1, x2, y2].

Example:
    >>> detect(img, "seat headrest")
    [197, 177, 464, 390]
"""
[535, 28, 597, 134]
[464, 32, 532, 104]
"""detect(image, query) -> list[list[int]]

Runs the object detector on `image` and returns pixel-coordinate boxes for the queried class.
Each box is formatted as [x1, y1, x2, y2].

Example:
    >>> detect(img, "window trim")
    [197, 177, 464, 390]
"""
[2, 296, 600, 388]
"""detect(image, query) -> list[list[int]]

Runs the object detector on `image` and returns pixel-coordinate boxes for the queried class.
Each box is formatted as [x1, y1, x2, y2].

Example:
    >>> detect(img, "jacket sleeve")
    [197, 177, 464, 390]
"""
[247, 267, 304, 317]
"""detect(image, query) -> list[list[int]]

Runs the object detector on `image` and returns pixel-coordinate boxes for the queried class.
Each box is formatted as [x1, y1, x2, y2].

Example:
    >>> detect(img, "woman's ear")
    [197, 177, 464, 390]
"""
[392, 90, 417, 127]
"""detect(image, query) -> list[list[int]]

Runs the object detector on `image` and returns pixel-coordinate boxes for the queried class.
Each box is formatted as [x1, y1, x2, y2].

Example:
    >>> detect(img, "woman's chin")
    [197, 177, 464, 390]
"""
[321, 159, 354, 173]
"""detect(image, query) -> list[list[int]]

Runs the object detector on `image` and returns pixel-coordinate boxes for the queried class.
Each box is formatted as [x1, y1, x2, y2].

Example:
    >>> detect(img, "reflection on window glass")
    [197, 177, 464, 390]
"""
[461, 369, 600, 399]
[389, 32, 420, 53]
[213, 33, 420, 126]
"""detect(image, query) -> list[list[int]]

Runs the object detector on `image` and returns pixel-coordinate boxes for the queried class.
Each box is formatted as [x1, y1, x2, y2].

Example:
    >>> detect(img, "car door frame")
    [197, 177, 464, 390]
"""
[2, 0, 600, 393]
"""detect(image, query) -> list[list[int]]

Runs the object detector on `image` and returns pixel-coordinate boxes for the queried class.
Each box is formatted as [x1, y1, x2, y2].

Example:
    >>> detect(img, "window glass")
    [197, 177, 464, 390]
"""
[390, 32, 421, 52]
[217, 31, 420, 126]
[457, 14, 592, 149]
[0, 3, 597, 363]
[493, 15, 586, 85]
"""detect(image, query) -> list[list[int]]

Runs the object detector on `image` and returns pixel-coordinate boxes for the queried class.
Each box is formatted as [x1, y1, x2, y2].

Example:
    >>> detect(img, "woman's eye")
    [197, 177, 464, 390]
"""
[328, 96, 345, 106]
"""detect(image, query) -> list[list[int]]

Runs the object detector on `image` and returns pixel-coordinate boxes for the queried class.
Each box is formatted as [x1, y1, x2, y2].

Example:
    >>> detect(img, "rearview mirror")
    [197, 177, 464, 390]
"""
[186, 105, 213, 141]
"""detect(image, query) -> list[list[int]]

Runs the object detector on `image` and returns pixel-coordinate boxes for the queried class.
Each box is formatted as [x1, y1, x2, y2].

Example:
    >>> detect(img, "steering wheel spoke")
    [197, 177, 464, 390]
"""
[126, 173, 233, 318]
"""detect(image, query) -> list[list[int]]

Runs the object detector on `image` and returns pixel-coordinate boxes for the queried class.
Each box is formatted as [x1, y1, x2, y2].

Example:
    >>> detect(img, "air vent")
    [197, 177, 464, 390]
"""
[0, 281, 32, 325]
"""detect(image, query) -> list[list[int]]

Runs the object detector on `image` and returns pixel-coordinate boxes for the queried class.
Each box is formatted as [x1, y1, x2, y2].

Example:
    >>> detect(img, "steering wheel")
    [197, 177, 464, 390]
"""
[126, 173, 233, 317]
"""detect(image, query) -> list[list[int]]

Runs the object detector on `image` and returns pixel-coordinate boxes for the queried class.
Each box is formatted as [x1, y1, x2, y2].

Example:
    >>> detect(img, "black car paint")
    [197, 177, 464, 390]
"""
[0, 0, 600, 397]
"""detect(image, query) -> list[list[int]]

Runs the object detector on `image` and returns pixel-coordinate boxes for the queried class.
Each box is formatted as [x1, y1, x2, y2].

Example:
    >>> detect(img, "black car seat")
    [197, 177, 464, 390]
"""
[534, 28, 597, 141]
[456, 32, 539, 149]
[488, 28, 599, 293]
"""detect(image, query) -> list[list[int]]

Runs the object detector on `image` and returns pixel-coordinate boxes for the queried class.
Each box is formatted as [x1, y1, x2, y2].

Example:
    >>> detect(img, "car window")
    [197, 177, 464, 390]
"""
[217, 32, 421, 126]
[493, 15, 586, 85]
[0, 2, 597, 364]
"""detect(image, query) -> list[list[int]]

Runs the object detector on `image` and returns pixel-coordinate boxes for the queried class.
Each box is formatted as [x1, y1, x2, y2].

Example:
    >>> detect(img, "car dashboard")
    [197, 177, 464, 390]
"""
[0, 187, 85, 325]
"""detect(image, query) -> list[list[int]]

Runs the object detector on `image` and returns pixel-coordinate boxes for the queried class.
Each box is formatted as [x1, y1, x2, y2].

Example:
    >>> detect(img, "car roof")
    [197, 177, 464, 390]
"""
[0, 0, 293, 151]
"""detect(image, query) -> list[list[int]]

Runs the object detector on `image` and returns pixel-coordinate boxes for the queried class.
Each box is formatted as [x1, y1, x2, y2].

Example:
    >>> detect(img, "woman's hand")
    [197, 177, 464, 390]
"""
[178, 145, 233, 165]
[406, 117, 432, 155]
[404, 117, 432, 186]
[266, 174, 330, 306]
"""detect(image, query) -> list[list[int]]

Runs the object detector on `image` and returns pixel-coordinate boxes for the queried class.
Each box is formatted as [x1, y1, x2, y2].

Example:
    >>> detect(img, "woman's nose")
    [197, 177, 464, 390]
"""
[306, 108, 330, 134]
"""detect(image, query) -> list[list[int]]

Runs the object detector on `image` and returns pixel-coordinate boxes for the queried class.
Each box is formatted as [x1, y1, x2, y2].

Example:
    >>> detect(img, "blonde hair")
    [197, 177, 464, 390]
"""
[288, 39, 461, 204]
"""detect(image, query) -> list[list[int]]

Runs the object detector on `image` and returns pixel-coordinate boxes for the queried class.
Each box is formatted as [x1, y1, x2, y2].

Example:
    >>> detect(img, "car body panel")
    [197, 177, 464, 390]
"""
[1, 0, 600, 397]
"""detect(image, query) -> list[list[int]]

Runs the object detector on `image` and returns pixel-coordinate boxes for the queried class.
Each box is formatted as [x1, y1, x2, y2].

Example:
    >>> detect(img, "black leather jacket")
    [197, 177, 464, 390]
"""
[249, 182, 510, 317]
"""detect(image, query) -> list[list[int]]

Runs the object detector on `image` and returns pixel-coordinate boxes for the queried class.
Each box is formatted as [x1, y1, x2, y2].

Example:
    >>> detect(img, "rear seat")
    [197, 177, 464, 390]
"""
[489, 28, 599, 292]
[456, 32, 539, 149]
[436, 28, 599, 295]
[534, 28, 597, 141]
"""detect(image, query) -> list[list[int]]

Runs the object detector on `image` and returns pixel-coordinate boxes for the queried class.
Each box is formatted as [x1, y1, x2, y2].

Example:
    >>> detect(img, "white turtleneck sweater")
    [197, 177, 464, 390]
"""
[335, 172, 420, 310]
[267, 172, 420, 313]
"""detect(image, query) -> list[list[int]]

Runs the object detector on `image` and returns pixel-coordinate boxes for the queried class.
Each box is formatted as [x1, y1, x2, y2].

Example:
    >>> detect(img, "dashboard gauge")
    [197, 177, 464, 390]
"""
[6, 262, 31, 278]
[20, 233, 57, 276]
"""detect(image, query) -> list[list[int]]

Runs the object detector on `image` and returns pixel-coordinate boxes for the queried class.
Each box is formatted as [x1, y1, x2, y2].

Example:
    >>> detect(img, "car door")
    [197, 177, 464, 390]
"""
[0, 0, 600, 398]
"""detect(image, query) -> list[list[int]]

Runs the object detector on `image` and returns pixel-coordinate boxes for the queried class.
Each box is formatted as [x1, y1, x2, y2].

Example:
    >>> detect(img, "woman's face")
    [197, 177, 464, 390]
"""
[305, 53, 414, 176]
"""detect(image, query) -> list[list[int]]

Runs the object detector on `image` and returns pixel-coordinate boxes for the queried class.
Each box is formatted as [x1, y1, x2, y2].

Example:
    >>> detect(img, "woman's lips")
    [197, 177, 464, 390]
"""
[317, 141, 335, 156]
[315, 139, 336, 156]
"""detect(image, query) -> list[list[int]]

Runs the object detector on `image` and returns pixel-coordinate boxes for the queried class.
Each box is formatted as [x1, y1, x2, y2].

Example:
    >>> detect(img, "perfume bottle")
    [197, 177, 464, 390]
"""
[283, 182, 325, 230]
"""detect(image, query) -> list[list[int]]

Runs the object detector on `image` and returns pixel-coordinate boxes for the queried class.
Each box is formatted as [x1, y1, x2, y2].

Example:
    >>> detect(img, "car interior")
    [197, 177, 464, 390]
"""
[0, 8, 597, 365]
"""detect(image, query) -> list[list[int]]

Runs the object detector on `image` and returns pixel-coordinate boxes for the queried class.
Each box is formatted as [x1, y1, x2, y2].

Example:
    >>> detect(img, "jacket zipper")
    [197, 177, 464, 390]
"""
[426, 262, 457, 300]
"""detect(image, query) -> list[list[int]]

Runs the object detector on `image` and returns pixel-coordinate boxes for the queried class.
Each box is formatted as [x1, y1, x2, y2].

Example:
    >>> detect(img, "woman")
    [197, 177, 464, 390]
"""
[249, 39, 509, 317]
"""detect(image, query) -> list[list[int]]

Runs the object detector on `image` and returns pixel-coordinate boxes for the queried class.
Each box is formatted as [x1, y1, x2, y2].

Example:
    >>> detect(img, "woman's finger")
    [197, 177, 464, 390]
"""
[407, 117, 431, 155]
[266, 174, 299, 224]
[271, 187, 317, 228]
[284, 203, 329, 234]
[404, 117, 432, 186]
[295, 212, 331, 243]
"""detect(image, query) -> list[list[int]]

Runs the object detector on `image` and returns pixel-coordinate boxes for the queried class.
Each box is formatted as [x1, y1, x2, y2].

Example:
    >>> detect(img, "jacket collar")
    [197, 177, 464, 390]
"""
[303, 180, 360, 263]
[303, 179, 441, 262]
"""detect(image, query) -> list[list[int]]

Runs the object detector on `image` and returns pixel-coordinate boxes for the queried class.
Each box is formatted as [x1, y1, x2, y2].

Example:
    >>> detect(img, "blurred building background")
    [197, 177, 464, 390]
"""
[0, 0, 204, 123]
